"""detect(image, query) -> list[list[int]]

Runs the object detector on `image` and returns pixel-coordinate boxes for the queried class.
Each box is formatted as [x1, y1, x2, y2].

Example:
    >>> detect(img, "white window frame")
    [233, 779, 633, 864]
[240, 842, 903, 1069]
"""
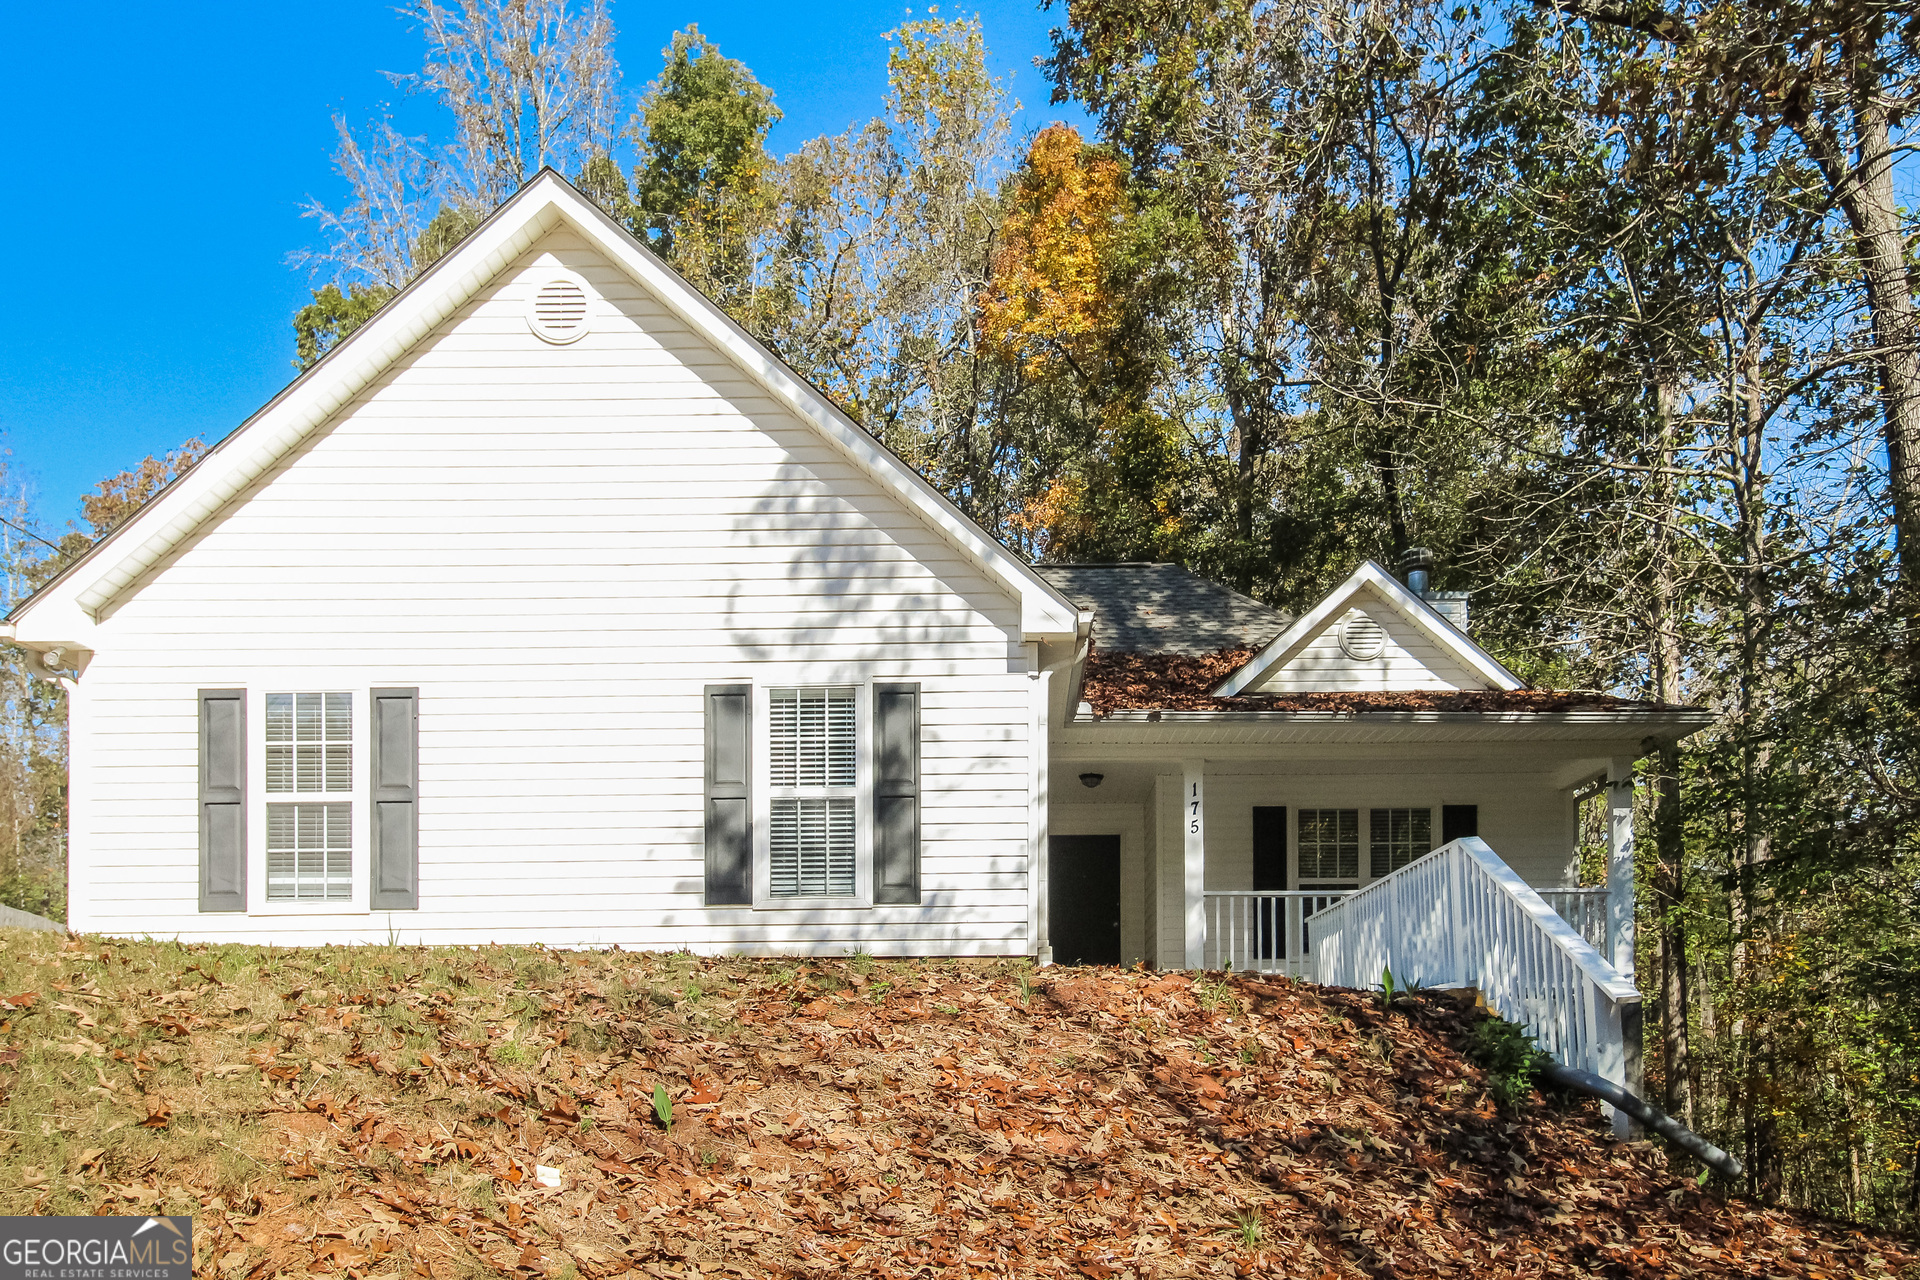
[1368, 805, 1435, 881]
[247, 687, 370, 915]
[752, 680, 873, 909]
[1296, 807, 1362, 888]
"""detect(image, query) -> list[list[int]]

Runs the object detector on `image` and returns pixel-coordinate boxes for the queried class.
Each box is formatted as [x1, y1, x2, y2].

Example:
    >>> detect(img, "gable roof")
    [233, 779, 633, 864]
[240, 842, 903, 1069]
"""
[1213, 560, 1525, 696]
[10, 170, 1079, 642]
[1030, 563, 1290, 656]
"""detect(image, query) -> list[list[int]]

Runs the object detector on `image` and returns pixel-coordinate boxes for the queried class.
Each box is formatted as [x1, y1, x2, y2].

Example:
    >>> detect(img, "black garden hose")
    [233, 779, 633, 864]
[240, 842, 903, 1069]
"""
[1541, 1063, 1745, 1180]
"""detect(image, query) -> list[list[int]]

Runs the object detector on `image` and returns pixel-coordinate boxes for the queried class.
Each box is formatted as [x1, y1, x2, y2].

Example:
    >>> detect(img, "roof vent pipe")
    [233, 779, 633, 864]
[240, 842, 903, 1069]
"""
[1399, 546, 1435, 597]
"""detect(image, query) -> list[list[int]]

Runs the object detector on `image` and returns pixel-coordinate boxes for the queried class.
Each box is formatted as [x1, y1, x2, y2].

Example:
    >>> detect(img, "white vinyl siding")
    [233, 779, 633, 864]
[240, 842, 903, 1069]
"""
[62, 227, 1033, 951]
[769, 688, 857, 898]
[1248, 598, 1486, 692]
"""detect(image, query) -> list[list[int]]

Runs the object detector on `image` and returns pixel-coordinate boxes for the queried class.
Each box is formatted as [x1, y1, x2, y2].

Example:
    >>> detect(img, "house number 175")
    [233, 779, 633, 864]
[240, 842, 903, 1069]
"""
[1188, 782, 1201, 834]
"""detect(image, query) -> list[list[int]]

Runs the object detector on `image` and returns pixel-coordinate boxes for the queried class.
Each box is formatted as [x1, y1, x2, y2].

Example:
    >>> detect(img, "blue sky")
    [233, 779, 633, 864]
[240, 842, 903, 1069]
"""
[0, 1, 1087, 530]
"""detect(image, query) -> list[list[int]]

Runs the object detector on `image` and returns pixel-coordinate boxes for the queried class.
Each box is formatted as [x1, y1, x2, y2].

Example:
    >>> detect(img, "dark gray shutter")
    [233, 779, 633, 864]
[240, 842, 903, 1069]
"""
[370, 688, 420, 910]
[198, 689, 246, 912]
[704, 685, 752, 905]
[873, 683, 920, 904]
[1252, 806, 1287, 890]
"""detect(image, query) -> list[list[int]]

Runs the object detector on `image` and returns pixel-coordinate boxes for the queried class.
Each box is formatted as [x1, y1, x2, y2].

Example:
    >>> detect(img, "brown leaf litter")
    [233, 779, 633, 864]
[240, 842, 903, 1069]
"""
[0, 931, 1909, 1279]
[1079, 647, 1686, 715]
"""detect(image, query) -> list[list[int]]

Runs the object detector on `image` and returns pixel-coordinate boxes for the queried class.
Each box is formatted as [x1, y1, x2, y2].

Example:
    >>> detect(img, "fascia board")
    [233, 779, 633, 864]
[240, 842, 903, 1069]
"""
[537, 181, 1080, 639]
[1214, 561, 1524, 695]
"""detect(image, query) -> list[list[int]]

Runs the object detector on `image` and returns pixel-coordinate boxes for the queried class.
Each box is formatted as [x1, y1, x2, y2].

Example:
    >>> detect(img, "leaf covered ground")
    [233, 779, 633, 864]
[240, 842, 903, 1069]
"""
[0, 929, 1909, 1279]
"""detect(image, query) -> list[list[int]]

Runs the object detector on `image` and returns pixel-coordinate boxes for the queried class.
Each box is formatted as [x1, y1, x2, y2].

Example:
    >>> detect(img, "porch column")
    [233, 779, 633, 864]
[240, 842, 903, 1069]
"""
[1606, 756, 1636, 978]
[1183, 760, 1206, 970]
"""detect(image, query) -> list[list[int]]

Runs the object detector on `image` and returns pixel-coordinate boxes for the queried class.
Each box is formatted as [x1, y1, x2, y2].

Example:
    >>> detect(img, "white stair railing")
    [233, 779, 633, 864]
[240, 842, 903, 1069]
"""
[1311, 838, 1641, 1104]
[1538, 887, 1607, 952]
[1204, 891, 1348, 978]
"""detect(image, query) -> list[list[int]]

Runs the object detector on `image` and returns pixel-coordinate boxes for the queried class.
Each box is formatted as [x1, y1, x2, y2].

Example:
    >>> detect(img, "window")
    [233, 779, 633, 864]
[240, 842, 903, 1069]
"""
[1370, 807, 1432, 877]
[1297, 809, 1360, 885]
[768, 687, 857, 897]
[266, 691, 353, 901]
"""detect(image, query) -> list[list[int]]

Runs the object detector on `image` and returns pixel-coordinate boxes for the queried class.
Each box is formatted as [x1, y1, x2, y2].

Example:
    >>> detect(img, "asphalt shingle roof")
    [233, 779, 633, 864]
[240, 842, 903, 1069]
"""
[1031, 562, 1291, 657]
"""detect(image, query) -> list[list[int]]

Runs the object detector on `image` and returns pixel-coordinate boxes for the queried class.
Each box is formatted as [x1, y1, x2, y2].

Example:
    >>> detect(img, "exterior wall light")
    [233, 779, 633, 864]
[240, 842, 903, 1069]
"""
[1079, 773, 1104, 788]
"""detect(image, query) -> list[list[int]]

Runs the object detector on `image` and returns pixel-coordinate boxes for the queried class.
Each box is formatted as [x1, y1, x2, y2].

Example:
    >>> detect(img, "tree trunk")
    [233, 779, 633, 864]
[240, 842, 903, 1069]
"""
[1730, 323, 1776, 1199]
[1797, 90, 1920, 656]
[1645, 376, 1694, 1128]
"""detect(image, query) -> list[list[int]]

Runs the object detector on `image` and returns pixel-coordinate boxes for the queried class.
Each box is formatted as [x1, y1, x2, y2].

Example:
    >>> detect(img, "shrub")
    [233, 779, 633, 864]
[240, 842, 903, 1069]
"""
[1465, 1015, 1550, 1108]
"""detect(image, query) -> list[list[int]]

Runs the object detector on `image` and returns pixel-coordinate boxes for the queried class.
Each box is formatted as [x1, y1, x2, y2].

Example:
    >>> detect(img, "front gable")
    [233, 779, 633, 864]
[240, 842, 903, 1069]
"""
[9, 171, 1078, 650]
[1215, 561, 1524, 696]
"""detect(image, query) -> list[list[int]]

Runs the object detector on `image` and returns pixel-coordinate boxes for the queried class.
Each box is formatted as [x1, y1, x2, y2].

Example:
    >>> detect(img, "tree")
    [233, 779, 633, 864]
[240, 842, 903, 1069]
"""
[1045, 0, 1555, 597]
[80, 436, 209, 536]
[294, 0, 623, 360]
[1544, 0, 1920, 648]
[627, 26, 782, 262]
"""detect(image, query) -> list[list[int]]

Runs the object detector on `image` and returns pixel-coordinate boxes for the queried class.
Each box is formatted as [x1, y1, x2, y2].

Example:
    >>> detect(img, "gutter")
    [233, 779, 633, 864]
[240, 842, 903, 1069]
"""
[1081, 707, 1718, 728]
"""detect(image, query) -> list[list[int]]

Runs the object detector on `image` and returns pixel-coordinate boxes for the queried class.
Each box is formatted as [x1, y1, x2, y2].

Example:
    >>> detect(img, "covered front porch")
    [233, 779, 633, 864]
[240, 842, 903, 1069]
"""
[1045, 710, 1704, 980]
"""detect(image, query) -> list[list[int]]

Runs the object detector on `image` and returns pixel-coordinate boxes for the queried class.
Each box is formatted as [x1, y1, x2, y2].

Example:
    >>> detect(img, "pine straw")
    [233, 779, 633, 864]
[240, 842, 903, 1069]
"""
[0, 930, 1908, 1279]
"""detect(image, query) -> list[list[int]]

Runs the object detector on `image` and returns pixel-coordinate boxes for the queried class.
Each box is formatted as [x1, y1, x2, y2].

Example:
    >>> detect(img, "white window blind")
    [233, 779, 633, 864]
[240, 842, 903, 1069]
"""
[769, 687, 856, 897]
[1370, 807, 1433, 877]
[266, 692, 353, 902]
[1298, 808, 1360, 884]
[267, 692, 351, 794]
[267, 802, 353, 901]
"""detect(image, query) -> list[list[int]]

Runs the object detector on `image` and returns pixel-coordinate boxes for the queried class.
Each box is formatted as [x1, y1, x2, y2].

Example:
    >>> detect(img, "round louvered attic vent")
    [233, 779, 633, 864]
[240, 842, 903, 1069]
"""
[528, 274, 591, 344]
[1339, 612, 1386, 661]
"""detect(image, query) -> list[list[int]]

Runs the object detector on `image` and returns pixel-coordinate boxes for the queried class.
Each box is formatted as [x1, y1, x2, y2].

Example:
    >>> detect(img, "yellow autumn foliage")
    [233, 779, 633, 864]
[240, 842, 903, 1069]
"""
[977, 124, 1125, 376]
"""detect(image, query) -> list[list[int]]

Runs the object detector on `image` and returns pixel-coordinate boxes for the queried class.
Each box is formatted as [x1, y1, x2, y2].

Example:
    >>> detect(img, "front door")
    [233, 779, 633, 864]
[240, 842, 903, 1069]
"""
[1049, 835, 1122, 966]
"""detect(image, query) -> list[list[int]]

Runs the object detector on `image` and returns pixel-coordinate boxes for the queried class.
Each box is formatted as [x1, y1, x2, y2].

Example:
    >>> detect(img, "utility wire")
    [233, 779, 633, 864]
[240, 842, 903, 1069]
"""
[0, 514, 69, 555]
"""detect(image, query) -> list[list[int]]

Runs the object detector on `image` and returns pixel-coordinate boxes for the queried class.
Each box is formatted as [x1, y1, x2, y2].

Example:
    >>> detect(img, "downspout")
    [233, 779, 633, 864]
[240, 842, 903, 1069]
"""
[1028, 610, 1095, 967]
[1543, 1063, 1745, 1180]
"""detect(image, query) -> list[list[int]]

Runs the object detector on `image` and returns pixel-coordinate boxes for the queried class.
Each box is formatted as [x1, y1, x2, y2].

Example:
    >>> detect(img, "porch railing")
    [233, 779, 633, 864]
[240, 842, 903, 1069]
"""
[1309, 838, 1641, 1102]
[1537, 887, 1607, 952]
[1203, 891, 1349, 978]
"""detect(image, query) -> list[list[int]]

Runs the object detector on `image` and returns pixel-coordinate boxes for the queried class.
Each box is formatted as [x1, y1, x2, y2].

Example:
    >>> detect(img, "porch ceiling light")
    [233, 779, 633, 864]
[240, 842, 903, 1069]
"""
[1079, 772, 1105, 788]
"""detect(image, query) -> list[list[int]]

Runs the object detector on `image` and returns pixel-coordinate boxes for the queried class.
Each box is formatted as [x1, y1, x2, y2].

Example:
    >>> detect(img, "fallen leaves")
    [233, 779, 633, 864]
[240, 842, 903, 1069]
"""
[0, 939, 1910, 1280]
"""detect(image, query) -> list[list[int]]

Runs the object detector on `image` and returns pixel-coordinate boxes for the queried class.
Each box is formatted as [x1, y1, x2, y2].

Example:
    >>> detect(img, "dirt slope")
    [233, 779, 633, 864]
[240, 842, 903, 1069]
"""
[0, 930, 1908, 1278]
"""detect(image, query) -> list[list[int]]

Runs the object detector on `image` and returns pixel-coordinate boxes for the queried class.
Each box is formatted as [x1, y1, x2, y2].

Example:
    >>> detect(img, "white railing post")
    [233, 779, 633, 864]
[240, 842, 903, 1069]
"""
[1447, 843, 1465, 986]
[1183, 761, 1206, 970]
[1606, 757, 1637, 978]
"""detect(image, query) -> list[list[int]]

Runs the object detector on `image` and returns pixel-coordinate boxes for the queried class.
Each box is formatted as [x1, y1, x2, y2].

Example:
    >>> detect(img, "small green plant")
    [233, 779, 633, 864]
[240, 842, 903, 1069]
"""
[1239, 1044, 1258, 1065]
[1465, 1016, 1550, 1108]
[1015, 968, 1034, 1005]
[1378, 966, 1397, 1008]
[934, 1002, 960, 1015]
[850, 949, 876, 974]
[700, 1149, 719, 1166]
[1196, 977, 1240, 1015]
[1235, 1210, 1263, 1249]
[491, 1039, 532, 1066]
[652, 1082, 674, 1130]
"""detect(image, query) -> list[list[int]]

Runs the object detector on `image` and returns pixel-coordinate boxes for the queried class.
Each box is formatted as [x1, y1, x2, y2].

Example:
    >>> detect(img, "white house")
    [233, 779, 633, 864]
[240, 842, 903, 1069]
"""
[7, 172, 1709, 983]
